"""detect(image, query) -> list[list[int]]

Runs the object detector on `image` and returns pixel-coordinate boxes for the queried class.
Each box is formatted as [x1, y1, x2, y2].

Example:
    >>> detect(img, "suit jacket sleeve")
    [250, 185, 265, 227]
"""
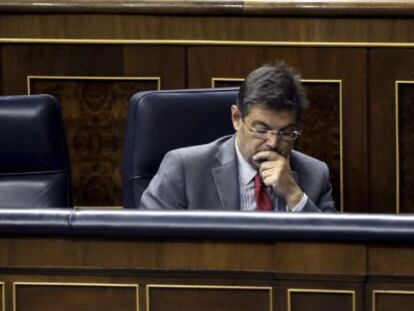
[139, 151, 187, 209]
[302, 162, 336, 212]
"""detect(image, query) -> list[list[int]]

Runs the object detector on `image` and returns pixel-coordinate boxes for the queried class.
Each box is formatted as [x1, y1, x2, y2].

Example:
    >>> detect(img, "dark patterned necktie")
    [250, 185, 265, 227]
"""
[254, 174, 273, 211]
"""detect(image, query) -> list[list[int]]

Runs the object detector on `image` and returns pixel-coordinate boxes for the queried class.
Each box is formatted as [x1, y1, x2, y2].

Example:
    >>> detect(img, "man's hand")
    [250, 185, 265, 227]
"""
[253, 151, 304, 210]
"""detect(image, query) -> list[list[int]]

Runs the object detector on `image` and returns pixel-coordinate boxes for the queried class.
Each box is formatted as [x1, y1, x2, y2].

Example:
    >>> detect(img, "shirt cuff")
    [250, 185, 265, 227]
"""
[286, 193, 308, 212]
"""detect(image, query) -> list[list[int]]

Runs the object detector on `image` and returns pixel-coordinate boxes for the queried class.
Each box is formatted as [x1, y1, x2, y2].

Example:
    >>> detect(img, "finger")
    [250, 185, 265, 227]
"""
[261, 174, 278, 188]
[260, 170, 272, 182]
[259, 161, 273, 171]
[260, 166, 281, 180]
[253, 151, 282, 162]
[259, 160, 284, 171]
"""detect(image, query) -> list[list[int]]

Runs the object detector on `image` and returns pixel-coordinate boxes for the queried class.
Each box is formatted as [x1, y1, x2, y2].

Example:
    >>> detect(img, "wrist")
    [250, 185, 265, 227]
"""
[286, 187, 304, 209]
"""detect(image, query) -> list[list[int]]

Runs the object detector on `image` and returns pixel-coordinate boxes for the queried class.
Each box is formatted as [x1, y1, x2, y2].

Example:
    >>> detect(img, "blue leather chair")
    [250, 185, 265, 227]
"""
[0, 94, 72, 208]
[123, 88, 238, 209]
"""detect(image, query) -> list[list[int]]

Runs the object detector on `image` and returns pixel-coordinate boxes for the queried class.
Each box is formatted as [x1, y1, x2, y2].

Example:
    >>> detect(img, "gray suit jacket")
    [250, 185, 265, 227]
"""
[140, 135, 336, 212]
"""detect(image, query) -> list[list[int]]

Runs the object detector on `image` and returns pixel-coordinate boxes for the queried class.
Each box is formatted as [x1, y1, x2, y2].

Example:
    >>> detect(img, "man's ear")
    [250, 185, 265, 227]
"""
[231, 105, 242, 131]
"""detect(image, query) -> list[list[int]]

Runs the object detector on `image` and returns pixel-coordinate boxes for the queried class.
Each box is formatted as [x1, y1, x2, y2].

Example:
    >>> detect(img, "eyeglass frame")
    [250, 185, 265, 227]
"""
[243, 121, 302, 141]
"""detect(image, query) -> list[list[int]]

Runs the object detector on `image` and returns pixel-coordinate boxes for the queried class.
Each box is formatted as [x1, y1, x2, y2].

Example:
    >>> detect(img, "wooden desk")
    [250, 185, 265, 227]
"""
[1, 209, 414, 311]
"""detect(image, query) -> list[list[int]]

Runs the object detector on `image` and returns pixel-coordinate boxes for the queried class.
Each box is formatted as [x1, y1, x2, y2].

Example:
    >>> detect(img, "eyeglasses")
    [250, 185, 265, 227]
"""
[244, 122, 302, 141]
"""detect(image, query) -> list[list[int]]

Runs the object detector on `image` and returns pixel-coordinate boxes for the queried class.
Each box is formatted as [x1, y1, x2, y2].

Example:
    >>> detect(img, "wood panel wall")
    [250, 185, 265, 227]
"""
[0, 235, 413, 311]
[1, 1, 413, 213]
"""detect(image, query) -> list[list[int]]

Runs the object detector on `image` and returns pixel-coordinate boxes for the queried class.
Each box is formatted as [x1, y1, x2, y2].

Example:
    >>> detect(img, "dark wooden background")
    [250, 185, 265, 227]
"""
[1, 1, 414, 213]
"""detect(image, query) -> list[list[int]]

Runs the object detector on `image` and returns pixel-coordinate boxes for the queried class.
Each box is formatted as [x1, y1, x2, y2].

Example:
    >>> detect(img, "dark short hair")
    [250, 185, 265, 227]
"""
[237, 62, 308, 120]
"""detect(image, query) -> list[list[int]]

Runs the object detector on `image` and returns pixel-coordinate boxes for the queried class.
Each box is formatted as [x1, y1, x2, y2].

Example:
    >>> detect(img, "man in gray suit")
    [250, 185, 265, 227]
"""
[140, 62, 336, 212]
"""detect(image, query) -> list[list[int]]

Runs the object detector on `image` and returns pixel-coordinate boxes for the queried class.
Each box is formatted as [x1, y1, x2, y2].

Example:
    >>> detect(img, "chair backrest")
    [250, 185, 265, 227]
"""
[0, 94, 72, 208]
[123, 87, 238, 209]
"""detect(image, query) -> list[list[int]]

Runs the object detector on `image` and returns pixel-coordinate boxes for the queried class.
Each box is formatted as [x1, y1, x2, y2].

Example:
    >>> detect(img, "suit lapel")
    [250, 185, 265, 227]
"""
[212, 136, 239, 211]
[289, 152, 301, 187]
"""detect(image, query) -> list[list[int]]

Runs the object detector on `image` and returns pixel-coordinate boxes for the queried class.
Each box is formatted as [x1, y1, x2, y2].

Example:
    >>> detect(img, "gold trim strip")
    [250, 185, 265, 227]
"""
[396, 81, 400, 214]
[211, 77, 244, 88]
[288, 288, 356, 311]
[0, 282, 4, 311]
[146, 284, 272, 311]
[212, 77, 344, 212]
[13, 282, 139, 311]
[3, 38, 414, 47]
[394, 81, 414, 214]
[372, 289, 414, 311]
[27, 75, 161, 95]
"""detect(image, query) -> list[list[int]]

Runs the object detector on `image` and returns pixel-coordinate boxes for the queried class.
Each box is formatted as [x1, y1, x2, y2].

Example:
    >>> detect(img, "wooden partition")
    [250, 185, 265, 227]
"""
[0, 234, 413, 311]
[1, 1, 414, 213]
[0, 282, 3, 311]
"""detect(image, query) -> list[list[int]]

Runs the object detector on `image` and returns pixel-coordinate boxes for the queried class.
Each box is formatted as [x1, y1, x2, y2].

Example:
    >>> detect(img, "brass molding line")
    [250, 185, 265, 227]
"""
[211, 77, 244, 88]
[394, 81, 414, 214]
[146, 284, 273, 311]
[372, 290, 414, 311]
[3, 38, 414, 47]
[13, 282, 139, 311]
[396, 81, 400, 214]
[288, 288, 356, 311]
[26, 75, 162, 95]
[0, 282, 4, 311]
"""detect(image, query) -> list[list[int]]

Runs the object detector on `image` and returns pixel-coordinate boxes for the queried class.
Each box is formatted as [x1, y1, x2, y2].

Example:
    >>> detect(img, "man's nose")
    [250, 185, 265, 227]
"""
[265, 133, 279, 149]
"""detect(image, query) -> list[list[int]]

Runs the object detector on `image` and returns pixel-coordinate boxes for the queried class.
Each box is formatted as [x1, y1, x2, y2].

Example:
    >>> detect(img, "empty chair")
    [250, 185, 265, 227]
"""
[0, 94, 72, 208]
[123, 88, 238, 209]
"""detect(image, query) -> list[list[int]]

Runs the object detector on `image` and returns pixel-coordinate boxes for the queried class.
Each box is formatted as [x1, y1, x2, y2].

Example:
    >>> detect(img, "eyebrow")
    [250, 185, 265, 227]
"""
[251, 121, 297, 130]
[251, 121, 272, 129]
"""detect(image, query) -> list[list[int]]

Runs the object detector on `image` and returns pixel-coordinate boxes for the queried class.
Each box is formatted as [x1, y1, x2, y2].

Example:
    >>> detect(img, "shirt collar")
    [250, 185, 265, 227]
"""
[235, 137, 257, 185]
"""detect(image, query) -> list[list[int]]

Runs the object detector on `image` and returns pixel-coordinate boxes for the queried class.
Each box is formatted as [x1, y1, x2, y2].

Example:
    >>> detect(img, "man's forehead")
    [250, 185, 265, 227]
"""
[246, 106, 298, 123]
